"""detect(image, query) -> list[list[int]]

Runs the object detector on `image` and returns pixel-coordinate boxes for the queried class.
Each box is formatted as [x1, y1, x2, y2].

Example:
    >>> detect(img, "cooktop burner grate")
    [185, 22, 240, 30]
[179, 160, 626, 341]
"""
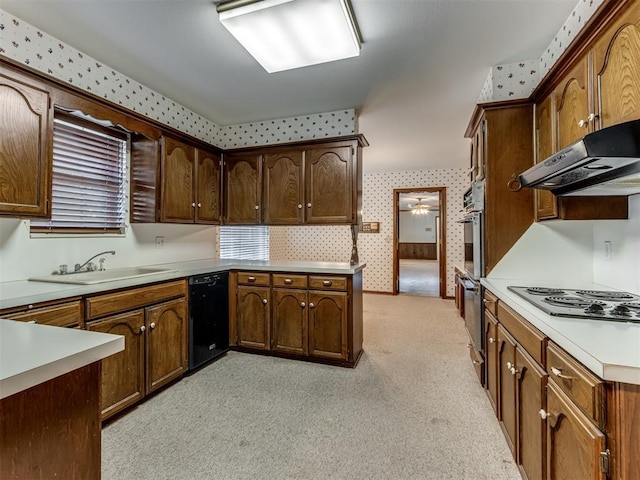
[576, 290, 636, 301]
[544, 296, 606, 308]
[526, 287, 565, 296]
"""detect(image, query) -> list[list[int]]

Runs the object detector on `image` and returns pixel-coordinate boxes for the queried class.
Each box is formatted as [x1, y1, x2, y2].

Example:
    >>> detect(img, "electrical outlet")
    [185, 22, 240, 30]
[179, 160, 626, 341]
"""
[604, 240, 612, 261]
[155, 236, 164, 249]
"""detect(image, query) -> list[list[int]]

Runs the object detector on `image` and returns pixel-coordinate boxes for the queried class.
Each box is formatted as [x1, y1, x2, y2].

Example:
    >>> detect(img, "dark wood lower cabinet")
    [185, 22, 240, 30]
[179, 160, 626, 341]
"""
[231, 271, 362, 367]
[498, 324, 517, 456]
[545, 381, 606, 480]
[236, 285, 271, 350]
[485, 311, 499, 416]
[87, 310, 145, 419]
[272, 288, 308, 355]
[516, 347, 547, 480]
[308, 290, 348, 360]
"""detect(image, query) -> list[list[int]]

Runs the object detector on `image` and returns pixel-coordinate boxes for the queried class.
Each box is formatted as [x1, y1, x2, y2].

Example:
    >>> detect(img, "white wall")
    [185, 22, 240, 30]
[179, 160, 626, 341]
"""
[0, 220, 217, 282]
[399, 210, 437, 243]
[593, 194, 640, 293]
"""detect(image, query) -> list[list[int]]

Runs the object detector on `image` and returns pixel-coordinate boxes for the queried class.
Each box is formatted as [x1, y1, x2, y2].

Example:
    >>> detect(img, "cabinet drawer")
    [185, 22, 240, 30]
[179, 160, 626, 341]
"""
[546, 341, 605, 428]
[497, 302, 546, 366]
[237, 272, 270, 286]
[272, 274, 307, 289]
[85, 280, 187, 320]
[309, 276, 347, 291]
[483, 289, 498, 317]
[4, 300, 82, 328]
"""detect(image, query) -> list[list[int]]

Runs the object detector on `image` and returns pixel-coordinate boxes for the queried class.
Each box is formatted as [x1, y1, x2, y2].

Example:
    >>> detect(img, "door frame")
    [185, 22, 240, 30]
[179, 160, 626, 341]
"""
[392, 187, 447, 298]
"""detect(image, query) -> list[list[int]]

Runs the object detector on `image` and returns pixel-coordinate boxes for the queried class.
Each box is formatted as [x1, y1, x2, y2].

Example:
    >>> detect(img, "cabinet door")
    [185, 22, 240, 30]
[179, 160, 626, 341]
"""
[236, 285, 270, 350]
[516, 347, 547, 480]
[146, 297, 187, 394]
[308, 290, 348, 360]
[497, 324, 517, 456]
[545, 381, 606, 480]
[305, 144, 353, 224]
[592, 1, 640, 129]
[0, 69, 52, 217]
[161, 137, 195, 223]
[485, 311, 499, 416]
[555, 56, 592, 150]
[534, 95, 558, 220]
[86, 310, 145, 420]
[224, 153, 262, 224]
[195, 148, 221, 224]
[271, 288, 308, 355]
[263, 150, 304, 224]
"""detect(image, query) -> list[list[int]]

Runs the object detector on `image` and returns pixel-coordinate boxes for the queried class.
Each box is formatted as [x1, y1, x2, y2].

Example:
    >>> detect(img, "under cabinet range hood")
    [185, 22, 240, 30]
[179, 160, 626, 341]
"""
[517, 119, 640, 196]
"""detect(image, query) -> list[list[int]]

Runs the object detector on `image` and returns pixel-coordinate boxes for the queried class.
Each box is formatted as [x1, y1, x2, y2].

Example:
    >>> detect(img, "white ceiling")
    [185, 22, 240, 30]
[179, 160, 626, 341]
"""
[1, 0, 577, 173]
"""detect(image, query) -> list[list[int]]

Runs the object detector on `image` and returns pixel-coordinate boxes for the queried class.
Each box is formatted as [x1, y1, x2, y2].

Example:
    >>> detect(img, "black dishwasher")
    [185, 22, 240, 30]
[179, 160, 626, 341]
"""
[188, 272, 229, 371]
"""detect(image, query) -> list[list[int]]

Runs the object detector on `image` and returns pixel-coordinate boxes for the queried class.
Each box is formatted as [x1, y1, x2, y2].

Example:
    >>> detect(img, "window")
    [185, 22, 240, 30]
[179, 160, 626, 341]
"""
[31, 112, 127, 233]
[219, 226, 269, 260]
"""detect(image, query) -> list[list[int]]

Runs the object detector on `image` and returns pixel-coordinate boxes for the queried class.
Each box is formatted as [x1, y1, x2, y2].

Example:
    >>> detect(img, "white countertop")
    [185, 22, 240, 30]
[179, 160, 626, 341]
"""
[482, 277, 640, 385]
[0, 319, 124, 399]
[0, 258, 366, 310]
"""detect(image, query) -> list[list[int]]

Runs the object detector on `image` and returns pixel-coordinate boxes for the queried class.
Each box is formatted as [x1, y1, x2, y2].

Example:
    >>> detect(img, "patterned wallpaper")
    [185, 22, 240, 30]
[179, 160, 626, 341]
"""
[0, 9, 356, 148]
[479, 0, 604, 102]
[266, 169, 468, 296]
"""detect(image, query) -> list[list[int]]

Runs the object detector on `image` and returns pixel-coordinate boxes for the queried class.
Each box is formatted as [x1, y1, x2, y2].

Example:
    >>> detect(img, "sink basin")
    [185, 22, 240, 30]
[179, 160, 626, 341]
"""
[29, 267, 176, 285]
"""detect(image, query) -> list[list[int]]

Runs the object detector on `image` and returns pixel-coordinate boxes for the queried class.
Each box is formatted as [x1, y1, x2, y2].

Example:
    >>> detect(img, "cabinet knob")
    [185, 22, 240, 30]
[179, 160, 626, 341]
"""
[588, 112, 597, 122]
[262, 298, 268, 304]
[309, 302, 315, 308]
[472, 360, 480, 365]
[578, 119, 588, 128]
[298, 204, 303, 209]
[307, 203, 312, 208]
[28, 304, 34, 310]
[197, 203, 202, 208]
[466, 343, 472, 349]
[192, 202, 196, 207]
[488, 337, 495, 344]
[255, 205, 259, 210]
[140, 325, 146, 332]
[506, 361, 512, 370]
[150, 322, 156, 329]
[510, 367, 518, 375]
[550, 366, 573, 380]
[301, 302, 306, 307]
[539, 409, 548, 420]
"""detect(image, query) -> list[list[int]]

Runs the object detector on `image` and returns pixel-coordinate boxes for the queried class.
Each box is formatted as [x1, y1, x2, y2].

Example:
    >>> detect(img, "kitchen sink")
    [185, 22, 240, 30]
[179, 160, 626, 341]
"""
[28, 267, 177, 285]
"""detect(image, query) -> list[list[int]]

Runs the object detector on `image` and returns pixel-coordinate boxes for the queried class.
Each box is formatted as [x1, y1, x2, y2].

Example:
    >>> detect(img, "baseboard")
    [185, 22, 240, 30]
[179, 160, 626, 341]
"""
[363, 290, 394, 295]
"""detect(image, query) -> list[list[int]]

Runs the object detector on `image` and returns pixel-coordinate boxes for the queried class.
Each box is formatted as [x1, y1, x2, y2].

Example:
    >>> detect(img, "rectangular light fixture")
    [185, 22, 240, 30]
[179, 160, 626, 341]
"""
[217, 0, 362, 73]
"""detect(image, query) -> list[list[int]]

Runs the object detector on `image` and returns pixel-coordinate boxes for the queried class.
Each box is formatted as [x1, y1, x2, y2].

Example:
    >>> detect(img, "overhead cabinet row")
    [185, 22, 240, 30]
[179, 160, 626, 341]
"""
[0, 62, 365, 226]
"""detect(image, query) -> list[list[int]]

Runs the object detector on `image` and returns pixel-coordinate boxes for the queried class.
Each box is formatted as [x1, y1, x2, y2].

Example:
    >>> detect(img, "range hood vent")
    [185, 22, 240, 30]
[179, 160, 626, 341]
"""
[517, 119, 640, 196]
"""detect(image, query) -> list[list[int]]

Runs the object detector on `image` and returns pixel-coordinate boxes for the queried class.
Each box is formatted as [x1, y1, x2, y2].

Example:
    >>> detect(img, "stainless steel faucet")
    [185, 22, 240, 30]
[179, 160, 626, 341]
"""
[74, 250, 116, 273]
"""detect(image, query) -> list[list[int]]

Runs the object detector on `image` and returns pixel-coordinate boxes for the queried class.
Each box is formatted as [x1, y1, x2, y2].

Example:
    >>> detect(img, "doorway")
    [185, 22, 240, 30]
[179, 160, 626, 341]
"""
[393, 187, 447, 298]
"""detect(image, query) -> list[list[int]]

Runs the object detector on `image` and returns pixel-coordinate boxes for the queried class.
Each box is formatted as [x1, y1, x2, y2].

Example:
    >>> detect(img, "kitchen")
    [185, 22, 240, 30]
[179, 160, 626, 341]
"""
[1, 0, 639, 479]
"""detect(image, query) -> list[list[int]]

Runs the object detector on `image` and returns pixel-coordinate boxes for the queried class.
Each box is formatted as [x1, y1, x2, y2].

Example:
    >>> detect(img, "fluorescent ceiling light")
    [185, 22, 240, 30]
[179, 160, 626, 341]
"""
[218, 0, 362, 73]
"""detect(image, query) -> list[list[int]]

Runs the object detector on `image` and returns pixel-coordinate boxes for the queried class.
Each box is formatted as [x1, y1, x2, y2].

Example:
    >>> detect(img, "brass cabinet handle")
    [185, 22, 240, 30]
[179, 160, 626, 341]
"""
[284, 278, 293, 284]
[322, 280, 332, 286]
[248, 276, 256, 282]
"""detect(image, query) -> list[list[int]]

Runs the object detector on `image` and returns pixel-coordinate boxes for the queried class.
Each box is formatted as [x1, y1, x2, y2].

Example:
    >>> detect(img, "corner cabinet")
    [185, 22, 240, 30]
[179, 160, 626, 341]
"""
[0, 66, 53, 218]
[230, 270, 363, 367]
[223, 136, 366, 226]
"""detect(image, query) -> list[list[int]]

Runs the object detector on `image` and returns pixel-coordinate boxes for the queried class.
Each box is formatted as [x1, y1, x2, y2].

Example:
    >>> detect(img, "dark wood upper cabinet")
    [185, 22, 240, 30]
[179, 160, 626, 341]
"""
[555, 56, 592, 149]
[224, 153, 262, 224]
[592, 0, 640, 129]
[0, 67, 53, 217]
[160, 136, 195, 223]
[534, 95, 558, 221]
[305, 143, 353, 224]
[195, 147, 221, 224]
[263, 150, 304, 224]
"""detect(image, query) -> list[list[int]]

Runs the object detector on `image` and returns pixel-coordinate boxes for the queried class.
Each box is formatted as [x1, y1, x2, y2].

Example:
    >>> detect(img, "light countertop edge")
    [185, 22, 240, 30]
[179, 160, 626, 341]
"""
[0, 259, 366, 310]
[482, 278, 640, 385]
[0, 319, 125, 399]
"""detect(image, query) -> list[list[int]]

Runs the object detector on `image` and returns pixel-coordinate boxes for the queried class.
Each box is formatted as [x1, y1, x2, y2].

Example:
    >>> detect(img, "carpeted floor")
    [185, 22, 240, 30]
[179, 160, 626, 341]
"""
[102, 294, 520, 480]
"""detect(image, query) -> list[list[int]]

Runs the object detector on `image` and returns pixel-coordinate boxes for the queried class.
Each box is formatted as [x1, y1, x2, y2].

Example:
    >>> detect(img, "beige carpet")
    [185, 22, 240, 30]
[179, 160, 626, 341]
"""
[102, 294, 520, 480]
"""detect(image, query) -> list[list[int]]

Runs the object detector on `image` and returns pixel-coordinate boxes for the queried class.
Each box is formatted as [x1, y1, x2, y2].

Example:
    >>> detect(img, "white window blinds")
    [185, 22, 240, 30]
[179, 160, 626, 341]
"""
[219, 226, 269, 260]
[31, 114, 127, 233]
